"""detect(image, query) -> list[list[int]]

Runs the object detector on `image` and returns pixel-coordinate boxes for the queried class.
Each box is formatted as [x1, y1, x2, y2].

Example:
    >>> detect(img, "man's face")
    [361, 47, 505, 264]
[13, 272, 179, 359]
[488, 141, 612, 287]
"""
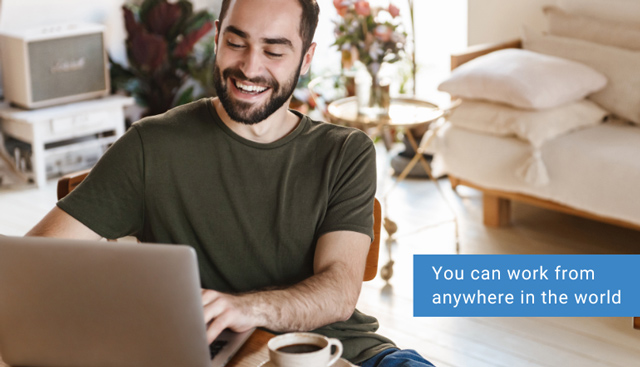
[213, 0, 312, 125]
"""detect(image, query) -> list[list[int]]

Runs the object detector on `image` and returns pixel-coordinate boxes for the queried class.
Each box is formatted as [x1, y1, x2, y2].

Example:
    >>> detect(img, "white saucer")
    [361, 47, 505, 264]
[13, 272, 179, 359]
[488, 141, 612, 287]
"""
[257, 357, 354, 367]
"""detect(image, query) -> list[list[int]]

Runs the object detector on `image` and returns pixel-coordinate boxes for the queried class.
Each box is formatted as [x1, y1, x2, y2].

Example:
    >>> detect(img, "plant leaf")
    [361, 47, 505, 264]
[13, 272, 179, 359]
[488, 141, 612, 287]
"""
[174, 20, 213, 58]
[175, 85, 195, 106]
[139, 0, 164, 27]
[184, 11, 215, 35]
[146, 0, 183, 37]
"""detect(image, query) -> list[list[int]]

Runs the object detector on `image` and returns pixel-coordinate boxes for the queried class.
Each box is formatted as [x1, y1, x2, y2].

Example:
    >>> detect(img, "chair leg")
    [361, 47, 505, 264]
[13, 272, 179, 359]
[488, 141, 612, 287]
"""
[483, 193, 511, 227]
[634, 317, 640, 330]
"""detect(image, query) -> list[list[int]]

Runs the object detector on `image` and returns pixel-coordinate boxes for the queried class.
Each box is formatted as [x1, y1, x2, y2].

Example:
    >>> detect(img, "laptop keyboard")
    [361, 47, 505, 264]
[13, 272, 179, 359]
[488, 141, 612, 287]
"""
[209, 340, 228, 359]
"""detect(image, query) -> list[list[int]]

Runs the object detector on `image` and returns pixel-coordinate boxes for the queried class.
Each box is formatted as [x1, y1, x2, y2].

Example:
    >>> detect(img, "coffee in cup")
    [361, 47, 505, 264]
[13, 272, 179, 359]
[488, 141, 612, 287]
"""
[267, 332, 342, 367]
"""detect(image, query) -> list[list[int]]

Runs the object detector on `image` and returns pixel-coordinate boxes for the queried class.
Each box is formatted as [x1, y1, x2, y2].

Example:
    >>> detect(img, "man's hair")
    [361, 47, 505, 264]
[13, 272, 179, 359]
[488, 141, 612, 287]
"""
[218, 0, 320, 53]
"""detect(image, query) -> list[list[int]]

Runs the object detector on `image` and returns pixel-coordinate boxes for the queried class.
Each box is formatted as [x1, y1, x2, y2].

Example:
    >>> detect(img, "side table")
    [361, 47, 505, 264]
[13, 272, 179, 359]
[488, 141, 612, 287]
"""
[327, 97, 460, 281]
[326, 96, 444, 219]
[0, 95, 134, 188]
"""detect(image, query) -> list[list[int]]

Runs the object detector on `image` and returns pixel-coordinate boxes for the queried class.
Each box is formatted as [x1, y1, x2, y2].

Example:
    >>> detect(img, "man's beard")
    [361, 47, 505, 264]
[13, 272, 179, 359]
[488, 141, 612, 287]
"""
[213, 60, 301, 125]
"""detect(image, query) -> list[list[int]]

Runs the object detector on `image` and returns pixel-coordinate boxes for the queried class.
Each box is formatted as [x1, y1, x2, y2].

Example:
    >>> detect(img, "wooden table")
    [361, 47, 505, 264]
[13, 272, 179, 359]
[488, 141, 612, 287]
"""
[0, 329, 274, 367]
[228, 329, 273, 366]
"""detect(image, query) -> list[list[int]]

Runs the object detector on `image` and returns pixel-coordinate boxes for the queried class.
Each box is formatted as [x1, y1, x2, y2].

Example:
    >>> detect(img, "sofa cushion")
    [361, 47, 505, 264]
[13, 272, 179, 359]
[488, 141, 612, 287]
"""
[437, 48, 606, 110]
[437, 122, 640, 225]
[447, 99, 608, 147]
[544, 5, 640, 51]
[523, 27, 640, 124]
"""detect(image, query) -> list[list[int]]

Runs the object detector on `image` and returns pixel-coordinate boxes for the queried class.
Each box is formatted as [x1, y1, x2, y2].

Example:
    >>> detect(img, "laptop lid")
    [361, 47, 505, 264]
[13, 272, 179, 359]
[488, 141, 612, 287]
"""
[0, 236, 212, 367]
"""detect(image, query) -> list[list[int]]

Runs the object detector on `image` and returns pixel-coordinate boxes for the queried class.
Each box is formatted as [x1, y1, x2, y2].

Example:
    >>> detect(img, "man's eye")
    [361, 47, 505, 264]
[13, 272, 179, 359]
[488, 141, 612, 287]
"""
[265, 51, 283, 58]
[227, 41, 244, 48]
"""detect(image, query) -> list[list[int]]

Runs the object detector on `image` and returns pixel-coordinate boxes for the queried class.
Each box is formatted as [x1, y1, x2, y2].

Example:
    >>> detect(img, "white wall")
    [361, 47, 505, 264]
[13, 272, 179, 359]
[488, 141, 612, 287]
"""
[467, 0, 554, 46]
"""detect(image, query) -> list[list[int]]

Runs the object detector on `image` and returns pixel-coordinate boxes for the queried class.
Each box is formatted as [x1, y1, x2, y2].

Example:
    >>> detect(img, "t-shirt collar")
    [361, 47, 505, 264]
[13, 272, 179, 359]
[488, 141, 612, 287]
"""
[206, 98, 308, 149]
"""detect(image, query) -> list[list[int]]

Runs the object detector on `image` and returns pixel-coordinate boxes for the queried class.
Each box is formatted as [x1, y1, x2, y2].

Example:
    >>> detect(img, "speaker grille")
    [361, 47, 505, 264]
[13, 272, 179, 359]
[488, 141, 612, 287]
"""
[28, 33, 106, 103]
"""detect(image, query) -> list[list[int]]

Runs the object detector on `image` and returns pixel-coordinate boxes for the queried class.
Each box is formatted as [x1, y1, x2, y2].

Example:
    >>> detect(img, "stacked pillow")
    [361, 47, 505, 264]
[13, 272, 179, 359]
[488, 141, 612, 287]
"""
[524, 6, 640, 125]
[437, 3, 640, 185]
[437, 48, 609, 185]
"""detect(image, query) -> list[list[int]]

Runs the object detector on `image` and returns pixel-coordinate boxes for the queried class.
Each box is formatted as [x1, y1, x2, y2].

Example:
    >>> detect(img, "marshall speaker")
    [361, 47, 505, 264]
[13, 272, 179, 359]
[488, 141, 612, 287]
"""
[0, 23, 110, 109]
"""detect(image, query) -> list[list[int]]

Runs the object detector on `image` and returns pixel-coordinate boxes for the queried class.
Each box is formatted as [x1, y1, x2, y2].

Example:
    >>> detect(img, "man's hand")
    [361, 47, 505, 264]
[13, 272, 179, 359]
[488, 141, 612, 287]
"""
[201, 289, 261, 343]
[200, 230, 370, 342]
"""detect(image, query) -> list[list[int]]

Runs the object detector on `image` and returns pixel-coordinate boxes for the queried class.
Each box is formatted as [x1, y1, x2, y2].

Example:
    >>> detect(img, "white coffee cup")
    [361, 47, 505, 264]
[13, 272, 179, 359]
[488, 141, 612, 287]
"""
[267, 332, 343, 367]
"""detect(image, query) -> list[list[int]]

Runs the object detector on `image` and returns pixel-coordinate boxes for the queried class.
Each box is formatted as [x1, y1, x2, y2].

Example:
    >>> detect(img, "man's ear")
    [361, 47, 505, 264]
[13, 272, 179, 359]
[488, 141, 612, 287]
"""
[300, 42, 317, 76]
[214, 20, 221, 52]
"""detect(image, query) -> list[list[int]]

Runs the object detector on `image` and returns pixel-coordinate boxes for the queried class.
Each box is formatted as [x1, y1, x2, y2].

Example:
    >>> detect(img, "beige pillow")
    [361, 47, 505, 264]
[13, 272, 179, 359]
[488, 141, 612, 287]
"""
[544, 6, 640, 51]
[522, 27, 640, 124]
[448, 98, 608, 147]
[437, 49, 606, 110]
[557, 0, 640, 25]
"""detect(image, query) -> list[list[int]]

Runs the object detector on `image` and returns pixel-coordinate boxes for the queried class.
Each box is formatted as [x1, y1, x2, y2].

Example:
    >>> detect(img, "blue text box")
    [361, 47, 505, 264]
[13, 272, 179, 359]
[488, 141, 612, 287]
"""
[414, 255, 640, 317]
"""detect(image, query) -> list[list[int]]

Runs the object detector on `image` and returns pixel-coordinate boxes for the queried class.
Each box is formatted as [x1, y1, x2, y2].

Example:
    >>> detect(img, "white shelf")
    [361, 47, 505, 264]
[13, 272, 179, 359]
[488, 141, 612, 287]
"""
[0, 95, 133, 188]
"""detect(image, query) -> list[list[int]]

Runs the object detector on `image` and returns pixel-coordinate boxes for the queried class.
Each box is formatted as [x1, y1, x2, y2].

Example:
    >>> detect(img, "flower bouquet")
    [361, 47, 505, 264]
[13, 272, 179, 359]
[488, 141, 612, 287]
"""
[332, 0, 406, 116]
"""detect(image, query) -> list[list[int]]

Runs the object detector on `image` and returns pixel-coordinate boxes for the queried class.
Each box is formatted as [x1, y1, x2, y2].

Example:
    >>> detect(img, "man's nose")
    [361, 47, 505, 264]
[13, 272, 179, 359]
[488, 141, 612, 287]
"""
[239, 49, 263, 80]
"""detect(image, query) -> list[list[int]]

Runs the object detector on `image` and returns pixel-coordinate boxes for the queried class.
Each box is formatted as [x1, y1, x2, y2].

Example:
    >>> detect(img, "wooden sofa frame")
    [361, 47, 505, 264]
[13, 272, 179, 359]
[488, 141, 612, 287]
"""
[449, 39, 639, 330]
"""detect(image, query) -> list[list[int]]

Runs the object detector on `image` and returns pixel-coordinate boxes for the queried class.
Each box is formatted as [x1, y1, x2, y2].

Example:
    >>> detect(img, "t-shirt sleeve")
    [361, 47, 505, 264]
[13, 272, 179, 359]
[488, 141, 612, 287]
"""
[56, 125, 145, 239]
[317, 130, 376, 241]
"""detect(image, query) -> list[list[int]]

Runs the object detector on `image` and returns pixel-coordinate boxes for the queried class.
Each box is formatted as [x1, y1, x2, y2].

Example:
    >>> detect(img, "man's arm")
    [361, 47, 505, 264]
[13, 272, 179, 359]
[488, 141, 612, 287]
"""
[26, 206, 102, 240]
[201, 230, 370, 343]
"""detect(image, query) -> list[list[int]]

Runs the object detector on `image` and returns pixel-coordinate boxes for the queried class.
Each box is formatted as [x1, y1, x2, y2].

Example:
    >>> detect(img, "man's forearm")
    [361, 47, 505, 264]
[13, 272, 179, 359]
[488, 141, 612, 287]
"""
[201, 261, 362, 342]
[246, 261, 359, 331]
[201, 231, 370, 343]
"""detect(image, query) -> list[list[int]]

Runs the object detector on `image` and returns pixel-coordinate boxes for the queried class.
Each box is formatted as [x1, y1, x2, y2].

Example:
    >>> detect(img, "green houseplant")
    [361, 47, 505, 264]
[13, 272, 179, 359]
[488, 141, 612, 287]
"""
[110, 0, 216, 117]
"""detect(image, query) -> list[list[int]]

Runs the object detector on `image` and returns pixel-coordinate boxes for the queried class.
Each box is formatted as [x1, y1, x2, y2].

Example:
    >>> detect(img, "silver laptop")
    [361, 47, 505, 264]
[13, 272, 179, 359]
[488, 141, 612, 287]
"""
[0, 236, 253, 367]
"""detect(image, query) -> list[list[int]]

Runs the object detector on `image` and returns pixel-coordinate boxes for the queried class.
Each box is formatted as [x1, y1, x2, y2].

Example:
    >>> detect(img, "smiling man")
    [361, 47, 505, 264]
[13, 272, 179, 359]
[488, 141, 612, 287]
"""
[27, 0, 434, 366]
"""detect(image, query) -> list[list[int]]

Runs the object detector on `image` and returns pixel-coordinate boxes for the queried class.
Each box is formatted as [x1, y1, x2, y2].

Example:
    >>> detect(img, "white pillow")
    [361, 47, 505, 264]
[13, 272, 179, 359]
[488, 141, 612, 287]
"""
[522, 26, 640, 124]
[544, 6, 640, 51]
[557, 0, 640, 25]
[437, 49, 606, 110]
[447, 99, 608, 147]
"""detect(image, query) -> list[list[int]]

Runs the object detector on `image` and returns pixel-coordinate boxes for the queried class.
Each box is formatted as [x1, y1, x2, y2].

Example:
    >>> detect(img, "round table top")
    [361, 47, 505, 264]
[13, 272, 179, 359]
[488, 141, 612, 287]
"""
[327, 97, 445, 128]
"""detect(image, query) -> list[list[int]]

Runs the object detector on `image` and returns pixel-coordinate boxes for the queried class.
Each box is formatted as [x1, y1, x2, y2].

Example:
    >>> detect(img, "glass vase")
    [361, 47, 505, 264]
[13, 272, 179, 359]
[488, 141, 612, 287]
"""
[357, 65, 390, 119]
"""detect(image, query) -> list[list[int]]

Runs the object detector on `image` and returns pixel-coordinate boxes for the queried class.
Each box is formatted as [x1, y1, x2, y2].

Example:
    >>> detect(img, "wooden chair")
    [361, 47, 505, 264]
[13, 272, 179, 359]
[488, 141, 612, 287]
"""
[57, 171, 382, 281]
[57, 169, 91, 201]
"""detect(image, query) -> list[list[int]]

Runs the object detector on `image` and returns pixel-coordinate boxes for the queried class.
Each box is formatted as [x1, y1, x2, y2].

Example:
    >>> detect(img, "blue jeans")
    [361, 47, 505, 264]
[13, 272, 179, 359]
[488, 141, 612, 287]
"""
[359, 348, 436, 367]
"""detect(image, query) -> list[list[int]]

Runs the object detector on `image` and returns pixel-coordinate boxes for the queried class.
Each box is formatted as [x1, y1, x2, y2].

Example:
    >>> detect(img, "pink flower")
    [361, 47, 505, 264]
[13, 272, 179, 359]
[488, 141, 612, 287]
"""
[333, 0, 348, 16]
[354, 1, 371, 16]
[374, 25, 392, 42]
[388, 4, 400, 18]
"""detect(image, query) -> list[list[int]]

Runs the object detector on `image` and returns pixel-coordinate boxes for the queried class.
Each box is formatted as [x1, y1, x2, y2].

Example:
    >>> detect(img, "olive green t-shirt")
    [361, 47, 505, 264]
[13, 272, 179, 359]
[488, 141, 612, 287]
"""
[57, 99, 395, 363]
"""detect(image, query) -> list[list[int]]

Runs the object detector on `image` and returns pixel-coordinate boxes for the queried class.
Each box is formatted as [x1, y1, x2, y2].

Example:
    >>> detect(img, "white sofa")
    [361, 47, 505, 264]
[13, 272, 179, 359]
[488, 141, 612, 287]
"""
[437, 39, 640, 231]
[435, 1, 640, 232]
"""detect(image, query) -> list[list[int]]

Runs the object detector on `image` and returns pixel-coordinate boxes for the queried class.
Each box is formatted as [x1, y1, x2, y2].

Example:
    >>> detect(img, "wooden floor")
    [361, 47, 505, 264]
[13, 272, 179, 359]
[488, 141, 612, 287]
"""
[1, 145, 640, 366]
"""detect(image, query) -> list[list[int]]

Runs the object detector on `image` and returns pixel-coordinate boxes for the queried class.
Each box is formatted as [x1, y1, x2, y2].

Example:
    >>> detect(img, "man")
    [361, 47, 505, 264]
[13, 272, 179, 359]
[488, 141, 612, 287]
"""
[27, 0, 434, 366]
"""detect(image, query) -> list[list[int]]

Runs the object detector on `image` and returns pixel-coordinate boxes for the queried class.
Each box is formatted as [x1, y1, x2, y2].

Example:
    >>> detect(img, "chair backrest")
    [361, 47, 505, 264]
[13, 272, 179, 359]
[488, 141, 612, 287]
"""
[57, 169, 91, 201]
[364, 198, 381, 281]
[57, 171, 381, 281]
